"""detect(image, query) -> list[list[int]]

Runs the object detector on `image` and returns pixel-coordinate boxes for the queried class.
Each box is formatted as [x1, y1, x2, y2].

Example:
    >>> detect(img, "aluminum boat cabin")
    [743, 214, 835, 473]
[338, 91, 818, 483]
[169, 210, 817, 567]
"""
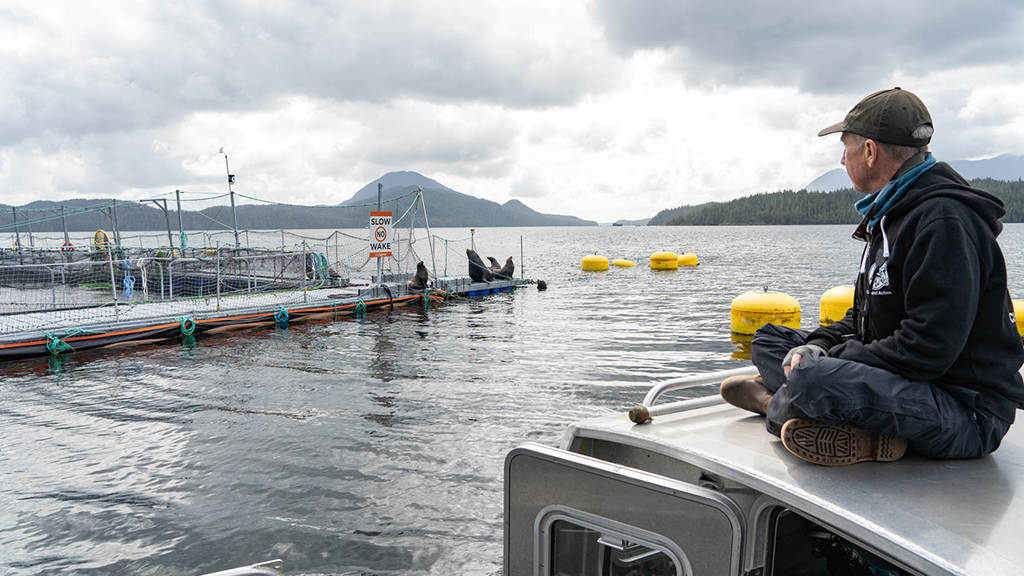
[505, 366, 1024, 576]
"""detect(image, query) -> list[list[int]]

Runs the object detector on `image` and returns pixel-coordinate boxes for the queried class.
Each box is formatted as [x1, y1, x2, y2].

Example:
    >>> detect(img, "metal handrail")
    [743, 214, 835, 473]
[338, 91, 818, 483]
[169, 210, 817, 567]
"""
[628, 365, 759, 424]
[200, 559, 284, 576]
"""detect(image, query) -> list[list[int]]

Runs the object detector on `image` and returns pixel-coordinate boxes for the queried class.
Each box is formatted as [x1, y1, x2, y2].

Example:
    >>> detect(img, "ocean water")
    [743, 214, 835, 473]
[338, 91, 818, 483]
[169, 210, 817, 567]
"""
[2, 224, 1023, 575]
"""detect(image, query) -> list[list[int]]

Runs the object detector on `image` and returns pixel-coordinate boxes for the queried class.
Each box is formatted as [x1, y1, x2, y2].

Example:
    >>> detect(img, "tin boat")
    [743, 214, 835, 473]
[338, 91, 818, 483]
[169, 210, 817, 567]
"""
[504, 365, 1024, 575]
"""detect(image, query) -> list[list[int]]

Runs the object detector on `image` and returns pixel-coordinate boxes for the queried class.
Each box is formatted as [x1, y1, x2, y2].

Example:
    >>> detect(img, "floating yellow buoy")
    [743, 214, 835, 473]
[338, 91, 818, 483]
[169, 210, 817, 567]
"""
[612, 259, 636, 267]
[650, 251, 679, 270]
[677, 253, 699, 267]
[730, 291, 801, 335]
[581, 255, 609, 271]
[820, 286, 855, 326]
[1014, 300, 1024, 337]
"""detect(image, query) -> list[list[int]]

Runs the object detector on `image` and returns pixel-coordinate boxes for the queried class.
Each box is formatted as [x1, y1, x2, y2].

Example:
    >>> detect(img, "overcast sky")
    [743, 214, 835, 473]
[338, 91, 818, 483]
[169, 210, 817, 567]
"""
[3, 0, 1024, 221]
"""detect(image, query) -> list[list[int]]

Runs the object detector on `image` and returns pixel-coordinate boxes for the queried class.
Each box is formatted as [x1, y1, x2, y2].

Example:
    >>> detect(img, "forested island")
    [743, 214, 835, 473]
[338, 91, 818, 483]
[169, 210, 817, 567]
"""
[650, 178, 1024, 225]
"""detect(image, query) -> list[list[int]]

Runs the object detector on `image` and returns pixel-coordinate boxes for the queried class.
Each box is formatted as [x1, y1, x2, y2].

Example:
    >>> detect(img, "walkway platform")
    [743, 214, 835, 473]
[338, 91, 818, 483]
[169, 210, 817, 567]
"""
[0, 276, 530, 361]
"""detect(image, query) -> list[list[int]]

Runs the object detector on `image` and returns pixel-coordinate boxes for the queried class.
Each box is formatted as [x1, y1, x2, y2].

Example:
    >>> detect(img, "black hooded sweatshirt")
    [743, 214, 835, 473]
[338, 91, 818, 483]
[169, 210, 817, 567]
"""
[805, 160, 1024, 424]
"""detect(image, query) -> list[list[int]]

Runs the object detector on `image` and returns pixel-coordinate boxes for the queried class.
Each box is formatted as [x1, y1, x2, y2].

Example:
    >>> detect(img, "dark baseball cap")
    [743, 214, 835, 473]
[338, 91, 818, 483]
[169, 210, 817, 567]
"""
[818, 87, 933, 147]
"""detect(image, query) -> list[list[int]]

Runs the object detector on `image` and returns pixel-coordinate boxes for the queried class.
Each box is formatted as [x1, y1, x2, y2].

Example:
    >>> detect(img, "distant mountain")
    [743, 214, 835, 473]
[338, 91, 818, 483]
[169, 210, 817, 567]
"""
[350, 185, 595, 227]
[341, 171, 596, 226]
[0, 171, 595, 234]
[806, 153, 1024, 191]
[343, 171, 453, 205]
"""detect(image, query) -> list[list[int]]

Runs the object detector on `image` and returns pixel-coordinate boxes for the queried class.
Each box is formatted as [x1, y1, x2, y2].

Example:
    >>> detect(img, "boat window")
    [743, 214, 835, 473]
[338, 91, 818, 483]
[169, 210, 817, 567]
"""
[545, 517, 683, 576]
[769, 508, 919, 576]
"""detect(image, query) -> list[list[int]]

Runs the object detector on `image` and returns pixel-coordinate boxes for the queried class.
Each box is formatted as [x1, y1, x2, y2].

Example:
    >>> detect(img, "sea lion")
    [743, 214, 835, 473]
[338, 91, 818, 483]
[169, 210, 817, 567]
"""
[495, 256, 514, 279]
[406, 261, 429, 291]
[467, 248, 493, 282]
[487, 256, 502, 272]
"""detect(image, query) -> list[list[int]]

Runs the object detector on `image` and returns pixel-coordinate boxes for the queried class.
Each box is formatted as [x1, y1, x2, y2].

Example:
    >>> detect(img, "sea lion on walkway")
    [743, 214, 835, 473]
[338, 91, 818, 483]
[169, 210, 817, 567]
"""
[406, 261, 429, 291]
[495, 256, 514, 279]
[487, 256, 502, 272]
[467, 248, 493, 282]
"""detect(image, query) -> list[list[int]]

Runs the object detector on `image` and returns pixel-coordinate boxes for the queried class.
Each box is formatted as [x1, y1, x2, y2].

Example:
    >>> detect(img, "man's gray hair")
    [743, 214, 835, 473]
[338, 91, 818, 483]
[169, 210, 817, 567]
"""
[847, 130, 928, 163]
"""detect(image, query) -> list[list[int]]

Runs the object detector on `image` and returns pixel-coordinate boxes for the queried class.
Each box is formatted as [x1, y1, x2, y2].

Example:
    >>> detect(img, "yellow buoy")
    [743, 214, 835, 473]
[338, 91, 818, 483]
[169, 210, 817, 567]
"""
[611, 258, 636, 267]
[820, 286, 855, 326]
[581, 255, 609, 271]
[1014, 300, 1024, 337]
[650, 251, 679, 270]
[677, 253, 699, 267]
[730, 291, 801, 335]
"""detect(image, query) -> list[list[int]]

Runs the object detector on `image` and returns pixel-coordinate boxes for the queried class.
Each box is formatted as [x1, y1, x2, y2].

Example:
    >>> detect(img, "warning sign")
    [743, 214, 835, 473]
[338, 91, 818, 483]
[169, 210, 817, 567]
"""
[369, 211, 393, 258]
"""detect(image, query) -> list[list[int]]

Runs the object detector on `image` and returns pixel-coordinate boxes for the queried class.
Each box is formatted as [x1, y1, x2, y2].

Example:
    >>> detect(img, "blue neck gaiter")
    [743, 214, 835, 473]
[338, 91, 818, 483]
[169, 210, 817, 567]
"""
[855, 153, 936, 228]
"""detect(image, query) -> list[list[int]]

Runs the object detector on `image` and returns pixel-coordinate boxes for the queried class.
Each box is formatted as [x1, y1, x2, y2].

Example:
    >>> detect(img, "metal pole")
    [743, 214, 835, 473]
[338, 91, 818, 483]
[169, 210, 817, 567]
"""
[12, 207, 21, 264]
[26, 212, 33, 248]
[376, 183, 383, 285]
[417, 188, 439, 282]
[107, 243, 118, 315]
[175, 190, 185, 252]
[60, 205, 69, 247]
[223, 151, 240, 247]
[11, 207, 20, 250]
[110, 201, 121, 249]
[302, 240, 308, 302]
[162, 199, 174, 249]
[216, 241, 221, 311]
[521, 235, 524, 280]
[470, 228, 475, 251]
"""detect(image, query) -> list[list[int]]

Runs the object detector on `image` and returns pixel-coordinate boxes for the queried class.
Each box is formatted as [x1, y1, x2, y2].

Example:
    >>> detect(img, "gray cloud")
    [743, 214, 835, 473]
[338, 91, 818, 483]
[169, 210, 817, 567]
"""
[0, 2, 619, 148]
[591, 0, 1024, 93]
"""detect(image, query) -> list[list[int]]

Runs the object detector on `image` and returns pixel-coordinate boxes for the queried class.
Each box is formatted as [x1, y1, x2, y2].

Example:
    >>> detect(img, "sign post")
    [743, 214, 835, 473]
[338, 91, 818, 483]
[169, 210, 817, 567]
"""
[370, 210, 393, 284]
[370, 212, 393, 258]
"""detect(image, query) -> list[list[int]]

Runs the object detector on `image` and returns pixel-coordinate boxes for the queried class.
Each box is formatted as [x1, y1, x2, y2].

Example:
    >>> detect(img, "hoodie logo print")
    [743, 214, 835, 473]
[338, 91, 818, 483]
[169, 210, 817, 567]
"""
[871, 261, 890, 291]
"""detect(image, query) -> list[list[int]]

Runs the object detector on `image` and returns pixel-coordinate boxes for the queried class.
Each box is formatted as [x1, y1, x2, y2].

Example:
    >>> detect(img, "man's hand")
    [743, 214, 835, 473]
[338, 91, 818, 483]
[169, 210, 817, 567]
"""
[784, 352, 802, 377]
[782, 344, 826, 377]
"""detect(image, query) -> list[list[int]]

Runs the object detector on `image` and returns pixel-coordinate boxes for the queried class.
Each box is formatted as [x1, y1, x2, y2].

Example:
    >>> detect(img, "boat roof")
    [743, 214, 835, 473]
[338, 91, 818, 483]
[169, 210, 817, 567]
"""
[563, 401, 1024, 575]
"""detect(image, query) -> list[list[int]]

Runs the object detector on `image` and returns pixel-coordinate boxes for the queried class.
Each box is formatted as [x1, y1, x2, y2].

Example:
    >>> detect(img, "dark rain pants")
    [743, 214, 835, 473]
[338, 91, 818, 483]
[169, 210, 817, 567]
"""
[751, 323, 1011, 459]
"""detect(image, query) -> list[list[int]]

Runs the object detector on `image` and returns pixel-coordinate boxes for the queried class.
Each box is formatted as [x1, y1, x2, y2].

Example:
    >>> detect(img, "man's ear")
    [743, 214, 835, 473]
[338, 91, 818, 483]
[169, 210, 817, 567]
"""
[863, 139, 879, 168]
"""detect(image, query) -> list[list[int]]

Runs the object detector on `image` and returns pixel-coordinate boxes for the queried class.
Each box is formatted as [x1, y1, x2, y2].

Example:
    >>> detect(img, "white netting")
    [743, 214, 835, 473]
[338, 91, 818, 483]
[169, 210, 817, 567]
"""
[0, 190, 443, 335]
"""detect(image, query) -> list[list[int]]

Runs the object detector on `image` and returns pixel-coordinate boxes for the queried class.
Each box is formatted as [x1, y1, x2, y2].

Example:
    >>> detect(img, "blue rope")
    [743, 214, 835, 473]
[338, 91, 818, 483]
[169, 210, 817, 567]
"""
[122, 260, 135, 299]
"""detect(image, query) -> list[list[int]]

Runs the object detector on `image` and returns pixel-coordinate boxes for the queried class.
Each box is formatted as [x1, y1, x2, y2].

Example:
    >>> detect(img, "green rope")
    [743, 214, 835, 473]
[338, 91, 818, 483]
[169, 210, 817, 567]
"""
[46, 333, 75, 355]
[176, 317, 196, 336]
[44, 328, 102, 356]
[423, 291, 430, 308]
[179, 230, 189, 248]
[274, 307, 290, 325]
[355, 297, 367, 317]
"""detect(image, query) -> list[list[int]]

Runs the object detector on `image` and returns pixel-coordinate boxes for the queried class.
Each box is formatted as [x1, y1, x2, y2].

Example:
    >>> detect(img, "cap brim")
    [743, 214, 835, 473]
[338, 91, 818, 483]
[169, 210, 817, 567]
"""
[817, 121, 846, 137]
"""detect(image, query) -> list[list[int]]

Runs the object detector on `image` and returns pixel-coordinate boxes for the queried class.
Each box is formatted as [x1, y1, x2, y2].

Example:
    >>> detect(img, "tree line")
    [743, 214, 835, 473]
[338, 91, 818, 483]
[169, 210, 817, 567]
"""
[650, 179, 1024, 226]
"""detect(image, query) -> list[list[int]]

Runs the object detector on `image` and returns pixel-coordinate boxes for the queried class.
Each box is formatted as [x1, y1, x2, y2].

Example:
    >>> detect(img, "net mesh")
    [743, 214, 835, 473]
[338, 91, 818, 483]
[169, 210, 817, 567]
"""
[0, 190, 461, 336]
